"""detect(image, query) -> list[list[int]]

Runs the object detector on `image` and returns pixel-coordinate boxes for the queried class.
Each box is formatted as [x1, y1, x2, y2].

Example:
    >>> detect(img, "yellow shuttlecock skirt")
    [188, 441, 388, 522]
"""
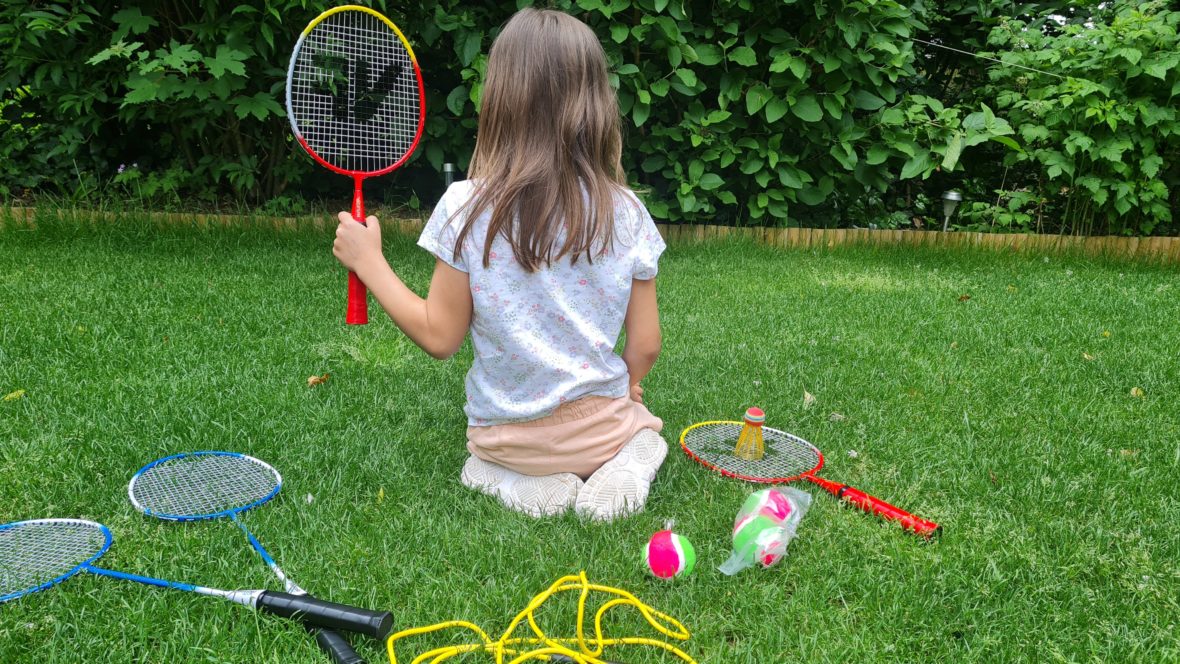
[734, 423, 765, 460]
[386, 572, 696, 664]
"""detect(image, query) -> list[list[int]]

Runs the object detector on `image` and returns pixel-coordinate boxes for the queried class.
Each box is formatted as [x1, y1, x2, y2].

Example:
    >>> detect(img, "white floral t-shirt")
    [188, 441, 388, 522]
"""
[418, 180, 666, 426]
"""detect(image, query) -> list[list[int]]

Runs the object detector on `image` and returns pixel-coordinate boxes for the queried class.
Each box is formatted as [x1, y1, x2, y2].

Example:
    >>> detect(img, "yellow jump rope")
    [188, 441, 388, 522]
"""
[386, 572, 697, 664]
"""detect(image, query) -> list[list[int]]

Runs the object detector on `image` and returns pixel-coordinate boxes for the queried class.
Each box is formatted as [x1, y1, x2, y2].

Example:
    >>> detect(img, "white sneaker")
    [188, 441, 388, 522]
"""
[575, 428, 668, 522]
[461, 455, 583, 517]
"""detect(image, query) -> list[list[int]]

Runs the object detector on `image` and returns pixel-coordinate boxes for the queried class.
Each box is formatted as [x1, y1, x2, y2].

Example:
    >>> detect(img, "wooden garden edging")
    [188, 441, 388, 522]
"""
[654, 223, 1180, 263]
[3, 207, 1178, 264]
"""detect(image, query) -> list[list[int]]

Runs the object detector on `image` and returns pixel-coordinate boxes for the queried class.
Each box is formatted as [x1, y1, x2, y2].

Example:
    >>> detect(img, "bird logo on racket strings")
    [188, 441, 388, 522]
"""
[310, 52, 404, 123]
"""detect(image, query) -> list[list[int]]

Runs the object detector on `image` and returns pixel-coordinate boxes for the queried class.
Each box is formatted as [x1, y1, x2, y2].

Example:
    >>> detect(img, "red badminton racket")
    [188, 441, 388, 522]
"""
[680, 417, 941, 538]
[286, 5, 425, 325]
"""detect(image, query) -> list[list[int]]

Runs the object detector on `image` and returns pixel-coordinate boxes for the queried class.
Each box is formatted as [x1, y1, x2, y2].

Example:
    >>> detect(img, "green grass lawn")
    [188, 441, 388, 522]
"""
[1, 212, 1178, 663]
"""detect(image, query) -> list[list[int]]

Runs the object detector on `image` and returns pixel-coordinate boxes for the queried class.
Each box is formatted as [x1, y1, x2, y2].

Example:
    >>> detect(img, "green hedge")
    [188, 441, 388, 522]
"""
[0, 0, 1176, 235]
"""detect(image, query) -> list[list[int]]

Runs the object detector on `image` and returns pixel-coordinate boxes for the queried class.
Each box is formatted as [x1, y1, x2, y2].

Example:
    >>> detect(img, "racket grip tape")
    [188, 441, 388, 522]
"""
[346, 272, 368, 325]
[346, 177, 368, 325]
[257, 591, 392, 638]
[837, 486, 942, 539]
[307, 625, 367, 664]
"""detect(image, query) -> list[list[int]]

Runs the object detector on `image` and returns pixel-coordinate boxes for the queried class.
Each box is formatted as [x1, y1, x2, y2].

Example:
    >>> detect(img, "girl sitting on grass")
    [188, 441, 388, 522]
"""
[330, 7, 667, 521]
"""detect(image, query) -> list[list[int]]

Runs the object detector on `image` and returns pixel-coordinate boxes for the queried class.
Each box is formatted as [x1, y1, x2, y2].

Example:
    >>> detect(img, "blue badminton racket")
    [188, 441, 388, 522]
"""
[0, 517, 389, 640]
[128, 451, 379, 663]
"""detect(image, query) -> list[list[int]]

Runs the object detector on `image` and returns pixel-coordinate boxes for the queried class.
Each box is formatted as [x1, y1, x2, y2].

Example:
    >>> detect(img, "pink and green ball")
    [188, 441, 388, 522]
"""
[732, 514, 787, 568]
[738, 488, 795, 524]
[646, 530, 696, 579]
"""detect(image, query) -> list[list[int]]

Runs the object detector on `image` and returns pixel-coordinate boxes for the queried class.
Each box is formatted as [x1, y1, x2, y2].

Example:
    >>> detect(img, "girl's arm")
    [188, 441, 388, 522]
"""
[333, 212, 472, 360]
[622, 277, 662, 401]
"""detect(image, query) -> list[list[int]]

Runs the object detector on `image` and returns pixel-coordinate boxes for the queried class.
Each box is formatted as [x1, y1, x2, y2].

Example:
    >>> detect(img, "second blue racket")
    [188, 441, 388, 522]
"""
[129, 451, 383, 663]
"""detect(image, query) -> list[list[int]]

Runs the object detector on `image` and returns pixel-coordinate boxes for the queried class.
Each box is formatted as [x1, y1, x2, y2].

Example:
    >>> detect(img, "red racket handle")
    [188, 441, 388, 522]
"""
[808, 476, 941, 539]
[346, 177, 369, 326]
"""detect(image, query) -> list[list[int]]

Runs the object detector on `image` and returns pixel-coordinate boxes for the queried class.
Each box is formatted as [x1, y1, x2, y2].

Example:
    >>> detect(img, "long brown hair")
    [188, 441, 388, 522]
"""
[452, 8, 626, 272]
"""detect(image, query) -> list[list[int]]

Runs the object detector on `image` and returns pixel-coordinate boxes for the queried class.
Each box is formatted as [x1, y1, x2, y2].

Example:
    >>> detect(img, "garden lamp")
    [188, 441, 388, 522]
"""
[444, 162, 456, 187]
[941, 190, 962, 232]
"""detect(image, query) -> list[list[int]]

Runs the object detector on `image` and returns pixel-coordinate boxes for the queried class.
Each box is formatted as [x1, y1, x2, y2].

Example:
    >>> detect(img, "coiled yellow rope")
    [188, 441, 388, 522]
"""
[386, 572, 697, 664]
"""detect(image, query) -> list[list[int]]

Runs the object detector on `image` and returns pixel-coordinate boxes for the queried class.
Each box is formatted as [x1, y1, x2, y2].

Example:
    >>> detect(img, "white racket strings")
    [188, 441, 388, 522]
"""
[130, 455, 279, 518]
[686, 423, 821, 479]
[0, 520, 106, 597]
[289, 10, 420, 173]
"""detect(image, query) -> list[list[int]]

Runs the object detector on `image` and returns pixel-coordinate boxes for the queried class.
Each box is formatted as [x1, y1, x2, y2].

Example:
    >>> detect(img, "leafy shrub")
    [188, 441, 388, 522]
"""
[0, 0, 1175, 235]
[981, 1, 1180, 235]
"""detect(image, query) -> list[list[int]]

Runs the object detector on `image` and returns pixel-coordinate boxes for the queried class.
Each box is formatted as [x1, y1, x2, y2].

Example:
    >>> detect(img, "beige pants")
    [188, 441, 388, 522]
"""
[466, 395, 664, 479]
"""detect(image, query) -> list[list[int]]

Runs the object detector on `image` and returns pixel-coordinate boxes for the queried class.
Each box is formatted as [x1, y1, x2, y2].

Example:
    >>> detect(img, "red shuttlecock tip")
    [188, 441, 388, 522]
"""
[744, 407, 765, 425]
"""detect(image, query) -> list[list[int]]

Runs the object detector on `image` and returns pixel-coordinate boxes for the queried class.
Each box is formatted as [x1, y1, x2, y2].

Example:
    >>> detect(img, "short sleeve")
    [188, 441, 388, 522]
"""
[417, 183, 468, 273]
[631, 201, 666, 280]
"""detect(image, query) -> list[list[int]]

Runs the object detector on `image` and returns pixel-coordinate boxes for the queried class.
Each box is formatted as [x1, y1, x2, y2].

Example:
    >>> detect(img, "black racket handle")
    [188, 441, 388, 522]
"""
[307, 625, 367, 664]
[258, 591, 392, 638]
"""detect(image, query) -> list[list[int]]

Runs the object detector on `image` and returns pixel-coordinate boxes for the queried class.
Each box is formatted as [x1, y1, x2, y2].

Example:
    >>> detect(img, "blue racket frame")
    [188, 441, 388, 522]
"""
[0, 518, 112, 602]
[128, 450, 282, 521]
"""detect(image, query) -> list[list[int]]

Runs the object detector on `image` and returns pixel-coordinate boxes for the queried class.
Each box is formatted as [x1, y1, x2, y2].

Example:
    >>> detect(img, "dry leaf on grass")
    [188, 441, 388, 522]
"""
[3, 389, 26, 402]
[1130, 387, 1145, 398]
[1120, 449, 1139, 458]
[958, 294, 972, 302]
[1102, 330, 1112, 338]
[1082, 352, 1095, 361]
[829, 412, 846, 422]
[307, 373, 330, 387]
[803, 391, 817, 409]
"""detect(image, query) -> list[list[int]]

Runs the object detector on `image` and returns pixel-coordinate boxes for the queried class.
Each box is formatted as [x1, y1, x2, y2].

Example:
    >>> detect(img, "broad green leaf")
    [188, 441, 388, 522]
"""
[651, 80, 670, 97]
[699, 173, 724, 190]
[231, 92, 283, 121]
[674, 68, 698, 87]
[610, 24, 629, 43]
[900, 153, 933, 180]
[616, 64, 639, 76]
[642, 155, 666, 172]
[769, 53, 793, 74]
[1112, 47, 1142, 66]
[990, 136, 1022, 152]
[941, 133, 963, 170]
[789, 58, 808, 80]
[866, 145, 890, 165]
[459, 32, 482, 66]
[746, 84, 772, 115]
[446, 85, 468, 115]
[695, 45, 723, 66]
[689, 160, 705, 182]
[160, 42, 201, 70]
[777, 166, 803, 188]
[1142, 154, 1164, 178]
[821, 94, 843, 120]
[881, 107, 904, 125]
[207, 45, 248, 78]
[112, 8, 157, 39]
[791, 95, 822, 122]
[728, 46, 757, 67]
[852, 90, 885, 110]
[765, 98, 789, 123]
[633, 102, 650, 127]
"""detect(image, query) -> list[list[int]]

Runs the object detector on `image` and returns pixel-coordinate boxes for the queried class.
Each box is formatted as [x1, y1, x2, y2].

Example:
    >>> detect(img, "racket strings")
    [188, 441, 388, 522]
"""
[0, 520, 106, 597]
[289, 10, 420, 172]
[683, 423, 821, 480]
[131, 455, 279, 518]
